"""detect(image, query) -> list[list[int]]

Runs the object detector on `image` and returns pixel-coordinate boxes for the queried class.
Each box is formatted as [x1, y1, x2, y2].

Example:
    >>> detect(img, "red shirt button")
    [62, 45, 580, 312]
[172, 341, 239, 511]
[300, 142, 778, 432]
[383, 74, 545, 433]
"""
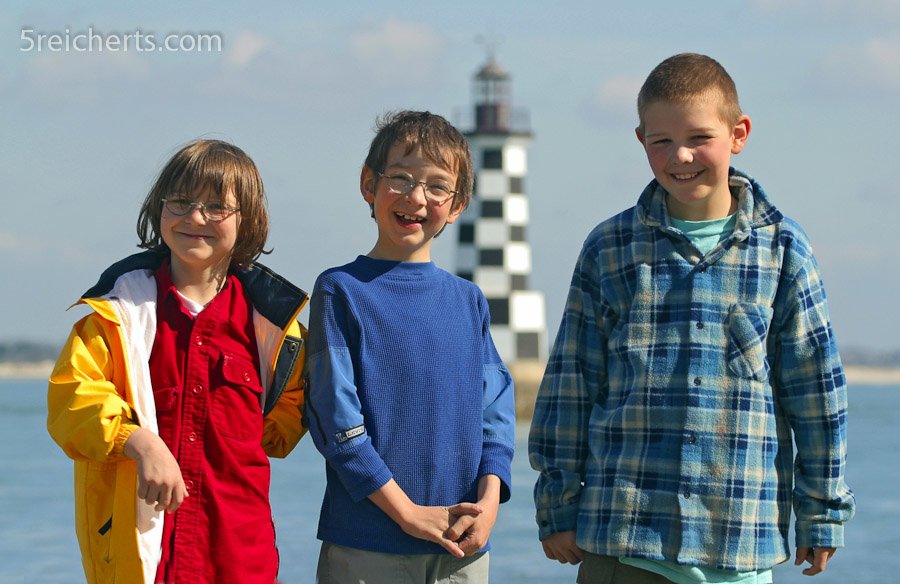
[187, 432, 197, 442]
[192, 385, 203, 394]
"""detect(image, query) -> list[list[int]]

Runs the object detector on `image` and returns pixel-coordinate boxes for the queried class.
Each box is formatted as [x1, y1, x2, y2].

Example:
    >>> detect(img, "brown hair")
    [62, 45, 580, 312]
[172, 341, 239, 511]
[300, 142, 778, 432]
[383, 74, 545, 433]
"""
[637, 53, 742, 131]
[136, 139, 269, 269]
[364, 110, 474, 214]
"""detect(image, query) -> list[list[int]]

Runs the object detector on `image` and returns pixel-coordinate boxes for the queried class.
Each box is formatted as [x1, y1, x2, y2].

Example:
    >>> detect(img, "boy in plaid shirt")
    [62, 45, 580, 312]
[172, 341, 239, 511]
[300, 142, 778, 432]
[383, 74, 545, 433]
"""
[529, 53, 855, 583]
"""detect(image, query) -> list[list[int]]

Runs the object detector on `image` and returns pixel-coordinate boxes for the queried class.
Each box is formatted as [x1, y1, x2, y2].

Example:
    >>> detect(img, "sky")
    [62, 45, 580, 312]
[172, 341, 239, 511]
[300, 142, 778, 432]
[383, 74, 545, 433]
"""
[2, 1, 899, 355]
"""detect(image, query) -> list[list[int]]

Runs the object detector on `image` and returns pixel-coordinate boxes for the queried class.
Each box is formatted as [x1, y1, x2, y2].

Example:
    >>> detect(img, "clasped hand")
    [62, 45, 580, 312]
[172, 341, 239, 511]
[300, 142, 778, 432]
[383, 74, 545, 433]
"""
[123, 427, 188, 513]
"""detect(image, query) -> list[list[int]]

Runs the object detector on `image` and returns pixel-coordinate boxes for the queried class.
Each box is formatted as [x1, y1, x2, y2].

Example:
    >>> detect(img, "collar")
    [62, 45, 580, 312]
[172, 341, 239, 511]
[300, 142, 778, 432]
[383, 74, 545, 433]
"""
[636, 167, 784, 241]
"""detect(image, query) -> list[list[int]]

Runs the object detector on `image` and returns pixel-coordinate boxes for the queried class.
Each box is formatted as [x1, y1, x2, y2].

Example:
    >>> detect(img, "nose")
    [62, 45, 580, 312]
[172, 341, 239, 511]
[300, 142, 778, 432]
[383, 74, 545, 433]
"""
[406, 182, 428, 205]
[674, 145, 693, 164]
[186, 204, 208, 223]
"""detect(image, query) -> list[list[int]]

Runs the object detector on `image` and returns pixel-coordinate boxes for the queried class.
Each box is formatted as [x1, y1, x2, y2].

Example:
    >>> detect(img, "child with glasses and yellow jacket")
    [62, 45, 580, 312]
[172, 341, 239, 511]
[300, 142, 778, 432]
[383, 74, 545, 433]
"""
[47, 139, 308, 584]
[305, 110, 516, 583]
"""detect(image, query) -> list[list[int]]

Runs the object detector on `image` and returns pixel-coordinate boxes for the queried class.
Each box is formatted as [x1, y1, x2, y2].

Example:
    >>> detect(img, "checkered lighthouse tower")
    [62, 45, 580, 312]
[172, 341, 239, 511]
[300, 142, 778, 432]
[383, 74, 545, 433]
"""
[456, 55, 547, 364]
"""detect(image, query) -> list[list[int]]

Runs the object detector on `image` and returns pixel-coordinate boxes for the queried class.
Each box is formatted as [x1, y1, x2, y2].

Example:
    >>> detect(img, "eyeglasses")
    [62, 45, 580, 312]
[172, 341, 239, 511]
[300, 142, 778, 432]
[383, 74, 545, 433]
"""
[377, 172, 457, 207]
[161, 197, 241, 221]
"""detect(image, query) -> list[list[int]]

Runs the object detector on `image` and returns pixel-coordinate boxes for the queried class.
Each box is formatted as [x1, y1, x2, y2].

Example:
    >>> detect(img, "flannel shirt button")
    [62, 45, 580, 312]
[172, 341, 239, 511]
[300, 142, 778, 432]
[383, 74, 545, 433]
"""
[683, 486, 691, 498]
[685, 432, 697, 444]
[695, 322, 704, 329]
[693, 377, 702, 386]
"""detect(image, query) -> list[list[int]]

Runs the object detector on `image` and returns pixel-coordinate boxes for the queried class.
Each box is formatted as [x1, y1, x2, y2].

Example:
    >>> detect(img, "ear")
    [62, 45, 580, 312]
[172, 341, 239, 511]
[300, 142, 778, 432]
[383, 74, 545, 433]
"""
[635, 126, 646, 145]
[731, 115, 752, 154]
[360, 166, 377, 204]
[444, 202, 464, 226]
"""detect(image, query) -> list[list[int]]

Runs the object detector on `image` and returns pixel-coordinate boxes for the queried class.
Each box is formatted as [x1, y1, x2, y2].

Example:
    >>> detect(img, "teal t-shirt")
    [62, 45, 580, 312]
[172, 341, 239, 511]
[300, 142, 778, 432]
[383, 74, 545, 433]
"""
[620, 557, 773, 584]
[624, 212, 773, 584]
[670, 213, 736, 256]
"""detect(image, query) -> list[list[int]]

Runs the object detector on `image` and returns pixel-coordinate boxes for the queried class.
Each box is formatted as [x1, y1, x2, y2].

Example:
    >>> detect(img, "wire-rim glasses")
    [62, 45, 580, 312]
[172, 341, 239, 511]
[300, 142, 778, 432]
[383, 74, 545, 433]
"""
[377, 172, 457, 207]
[161, 197, 241, 221]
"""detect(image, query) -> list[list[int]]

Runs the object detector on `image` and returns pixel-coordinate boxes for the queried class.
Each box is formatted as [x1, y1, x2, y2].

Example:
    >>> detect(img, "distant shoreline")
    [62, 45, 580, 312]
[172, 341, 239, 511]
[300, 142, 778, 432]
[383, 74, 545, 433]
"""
[2, 360, 899, 387]
[0, 360, 55, 379]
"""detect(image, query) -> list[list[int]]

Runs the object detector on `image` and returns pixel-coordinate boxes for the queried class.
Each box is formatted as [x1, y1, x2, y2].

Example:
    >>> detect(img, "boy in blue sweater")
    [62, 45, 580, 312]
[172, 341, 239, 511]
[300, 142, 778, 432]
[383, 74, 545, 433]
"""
[529, 54, 854, 583]
[306, 110, 516, 583]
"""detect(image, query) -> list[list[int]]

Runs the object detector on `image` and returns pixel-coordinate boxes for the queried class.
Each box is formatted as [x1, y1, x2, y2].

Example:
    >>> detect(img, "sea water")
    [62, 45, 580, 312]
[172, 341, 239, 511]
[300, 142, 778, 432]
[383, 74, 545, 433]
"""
[3, 378, 896, 583]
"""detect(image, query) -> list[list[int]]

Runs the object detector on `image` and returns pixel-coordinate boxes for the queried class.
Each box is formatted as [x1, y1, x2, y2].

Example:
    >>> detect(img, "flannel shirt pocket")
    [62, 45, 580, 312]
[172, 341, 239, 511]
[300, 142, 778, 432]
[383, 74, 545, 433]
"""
[726, 303, 774, 382]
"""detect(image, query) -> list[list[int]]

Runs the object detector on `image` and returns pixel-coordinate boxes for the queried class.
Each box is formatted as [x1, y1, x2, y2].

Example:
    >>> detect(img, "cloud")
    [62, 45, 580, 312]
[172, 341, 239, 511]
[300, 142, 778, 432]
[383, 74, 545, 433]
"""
[195, 19, 449, 111]
[592, 75, 641, 113]
[816, 241, 885, 265]
[0, 231, 22, 252]
[748, 0, 900, 20]
[0, 229, 94, 264]
[21, 48, 150, 102]
[349, 19, 442, 79]
[223, 30, 272, 69]
[820, 32, 900, 91]
[580, 74, 642, 126]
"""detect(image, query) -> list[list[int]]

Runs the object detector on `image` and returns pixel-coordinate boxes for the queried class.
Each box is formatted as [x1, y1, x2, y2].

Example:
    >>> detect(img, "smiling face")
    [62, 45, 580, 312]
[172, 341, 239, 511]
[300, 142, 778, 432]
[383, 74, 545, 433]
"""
[362, 143, 462, 262]
[636, 93, 751, 221]
[160, 187, 241, 280]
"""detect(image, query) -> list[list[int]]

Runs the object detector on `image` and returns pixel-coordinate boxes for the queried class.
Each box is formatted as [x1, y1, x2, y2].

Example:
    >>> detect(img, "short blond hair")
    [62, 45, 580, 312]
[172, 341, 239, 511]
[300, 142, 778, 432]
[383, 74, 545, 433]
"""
[637, 53, 742, 131]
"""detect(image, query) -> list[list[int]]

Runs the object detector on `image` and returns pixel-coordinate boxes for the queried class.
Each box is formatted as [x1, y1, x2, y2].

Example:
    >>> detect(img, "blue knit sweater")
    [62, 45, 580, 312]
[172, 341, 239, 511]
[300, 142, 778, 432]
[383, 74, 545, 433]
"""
[306, 256, 516, 554]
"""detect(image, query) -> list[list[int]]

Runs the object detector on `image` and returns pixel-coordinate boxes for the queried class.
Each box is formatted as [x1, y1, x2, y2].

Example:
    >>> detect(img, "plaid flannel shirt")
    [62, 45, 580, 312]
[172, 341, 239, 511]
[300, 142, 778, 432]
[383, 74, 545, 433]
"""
[529, 169, 855, 571]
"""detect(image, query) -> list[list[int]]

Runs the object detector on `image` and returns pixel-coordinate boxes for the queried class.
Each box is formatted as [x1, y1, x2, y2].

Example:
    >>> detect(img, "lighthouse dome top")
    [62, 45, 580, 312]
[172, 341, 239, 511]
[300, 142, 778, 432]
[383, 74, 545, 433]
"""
[475, 58, 510, 81]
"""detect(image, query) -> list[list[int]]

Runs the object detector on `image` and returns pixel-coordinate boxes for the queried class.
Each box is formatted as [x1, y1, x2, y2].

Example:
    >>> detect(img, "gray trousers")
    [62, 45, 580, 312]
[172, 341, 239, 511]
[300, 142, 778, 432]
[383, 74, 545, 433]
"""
[577, 553, 674, 584]
[316, 542, 490, 584]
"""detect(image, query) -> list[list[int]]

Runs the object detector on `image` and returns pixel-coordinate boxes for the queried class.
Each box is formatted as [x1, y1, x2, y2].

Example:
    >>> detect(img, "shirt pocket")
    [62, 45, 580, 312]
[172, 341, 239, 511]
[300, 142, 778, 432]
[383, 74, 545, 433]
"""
[725, 302, 774, 382]
[153, 386, 180, 441]
[213, 352, 264, 442]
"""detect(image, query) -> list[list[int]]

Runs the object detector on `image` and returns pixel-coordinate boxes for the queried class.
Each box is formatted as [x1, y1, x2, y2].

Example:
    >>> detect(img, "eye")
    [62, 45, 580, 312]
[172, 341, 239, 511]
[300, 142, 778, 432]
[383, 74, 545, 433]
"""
[427, 183, 453, 196]
[385, 174, 414, 192]
[166, 197, 193, 213]
[650, 138, 671, 146]
[205, 201, 226, 212]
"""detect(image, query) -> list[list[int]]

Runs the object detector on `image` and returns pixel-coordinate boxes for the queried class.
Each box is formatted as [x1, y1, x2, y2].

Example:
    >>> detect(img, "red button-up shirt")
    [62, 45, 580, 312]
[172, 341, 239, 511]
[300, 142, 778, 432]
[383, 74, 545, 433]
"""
[150, 262, 278, 583]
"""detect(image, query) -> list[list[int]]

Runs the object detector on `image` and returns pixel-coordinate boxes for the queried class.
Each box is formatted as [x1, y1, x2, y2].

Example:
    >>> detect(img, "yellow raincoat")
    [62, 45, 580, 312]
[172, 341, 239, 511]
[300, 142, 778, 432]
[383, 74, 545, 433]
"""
[47, 251, 307, 583]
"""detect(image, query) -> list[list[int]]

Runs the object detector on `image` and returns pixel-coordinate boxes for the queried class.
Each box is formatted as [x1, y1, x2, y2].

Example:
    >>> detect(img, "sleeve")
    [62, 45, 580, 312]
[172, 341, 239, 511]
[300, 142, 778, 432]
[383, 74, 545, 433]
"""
[47, 313, 140, 462]
[528, 241, 608, 539]
[773, 253, 855, 548]
[262, 320, 309, 458]
[305, 278, 393, 502]
[478, 296, 516, 504]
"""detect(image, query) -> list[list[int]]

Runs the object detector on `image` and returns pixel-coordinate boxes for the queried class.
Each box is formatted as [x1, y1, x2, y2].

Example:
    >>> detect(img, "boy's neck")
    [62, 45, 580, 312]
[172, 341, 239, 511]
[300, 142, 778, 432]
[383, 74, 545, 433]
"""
[666, 191, 738, 221]
[168, 257, 230, 305]
[366, 242, 433, 263]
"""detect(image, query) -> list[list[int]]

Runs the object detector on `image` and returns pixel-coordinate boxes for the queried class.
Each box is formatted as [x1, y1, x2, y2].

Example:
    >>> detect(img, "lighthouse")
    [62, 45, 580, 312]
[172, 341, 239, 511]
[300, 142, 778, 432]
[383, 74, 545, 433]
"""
[455, 55, 547, 366]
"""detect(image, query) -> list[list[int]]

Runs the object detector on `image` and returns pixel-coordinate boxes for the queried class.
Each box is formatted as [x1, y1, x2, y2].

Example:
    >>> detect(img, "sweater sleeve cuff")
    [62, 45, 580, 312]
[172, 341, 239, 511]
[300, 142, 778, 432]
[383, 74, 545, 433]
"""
[328, 437, 394, 502]
[479, 441, 514, 503]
